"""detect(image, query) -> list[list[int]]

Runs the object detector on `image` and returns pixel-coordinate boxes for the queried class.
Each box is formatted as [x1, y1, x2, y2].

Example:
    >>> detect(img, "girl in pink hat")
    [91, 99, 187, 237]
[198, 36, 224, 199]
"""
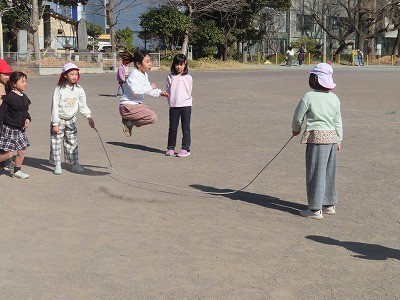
[292, 63, 343, 220]
[49, 63, 95, 175]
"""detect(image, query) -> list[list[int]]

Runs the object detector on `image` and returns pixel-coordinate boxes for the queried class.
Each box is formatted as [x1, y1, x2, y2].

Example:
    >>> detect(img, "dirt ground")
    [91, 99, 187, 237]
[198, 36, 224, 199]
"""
[0, 64, 399, 299]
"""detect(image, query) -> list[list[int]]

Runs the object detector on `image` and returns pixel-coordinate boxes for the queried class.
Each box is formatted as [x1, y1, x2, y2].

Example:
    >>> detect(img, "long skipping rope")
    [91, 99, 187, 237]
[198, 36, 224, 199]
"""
[94, 127, 294, 195]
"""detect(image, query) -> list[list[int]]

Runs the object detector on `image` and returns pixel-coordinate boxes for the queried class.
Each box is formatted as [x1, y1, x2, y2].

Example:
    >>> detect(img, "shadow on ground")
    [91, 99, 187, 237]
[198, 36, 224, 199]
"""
[24, 157, 110, 176]
[99, 94, 118, 98]
[107, 141, 164, 154]
[306, 235, 400, 260]
[190, 184, 305, 216]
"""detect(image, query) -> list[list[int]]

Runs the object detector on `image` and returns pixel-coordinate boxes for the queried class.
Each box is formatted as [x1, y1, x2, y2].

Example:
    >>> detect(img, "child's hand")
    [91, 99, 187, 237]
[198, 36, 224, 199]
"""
[161, 91, 168, 97]
[337, 143, 341, 152]
[151, 83, 157, 89]
[292, 130, 300, 136]
[24, 119, 31, 128]
[88, 117, 95, 128]
[52, 125, 59, 134]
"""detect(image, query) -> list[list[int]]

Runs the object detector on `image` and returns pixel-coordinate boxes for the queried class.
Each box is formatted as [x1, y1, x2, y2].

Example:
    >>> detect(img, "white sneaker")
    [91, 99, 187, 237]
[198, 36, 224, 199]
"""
[13, 170, 29, 179]
[322, 206, 336, 215]
[54, 164, 62, 175]
[300, 209, 323, 220]
[72, 163, 85, 173]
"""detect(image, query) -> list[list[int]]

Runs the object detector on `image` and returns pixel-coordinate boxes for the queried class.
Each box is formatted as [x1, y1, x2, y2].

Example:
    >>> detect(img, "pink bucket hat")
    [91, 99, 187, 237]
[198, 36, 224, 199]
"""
[59, 62, 80, 83]
[310, 63, 336, 89]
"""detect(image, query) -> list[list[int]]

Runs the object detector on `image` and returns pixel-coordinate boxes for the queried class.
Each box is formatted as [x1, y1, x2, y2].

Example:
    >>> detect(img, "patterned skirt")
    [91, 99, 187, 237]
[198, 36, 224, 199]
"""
[0, 124, 30, 151]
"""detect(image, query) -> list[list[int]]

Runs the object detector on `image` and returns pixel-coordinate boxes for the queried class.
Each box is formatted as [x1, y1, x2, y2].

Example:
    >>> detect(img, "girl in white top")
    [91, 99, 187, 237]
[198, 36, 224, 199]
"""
[119, 49, 168, 137]
[165, 54, 193, 157]
[50, 63, 95, 175]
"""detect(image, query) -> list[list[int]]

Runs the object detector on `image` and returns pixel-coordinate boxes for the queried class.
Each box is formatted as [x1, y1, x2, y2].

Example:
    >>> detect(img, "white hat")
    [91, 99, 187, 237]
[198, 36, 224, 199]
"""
[62, 62, 79, 73]
[310, 63, 336, 89]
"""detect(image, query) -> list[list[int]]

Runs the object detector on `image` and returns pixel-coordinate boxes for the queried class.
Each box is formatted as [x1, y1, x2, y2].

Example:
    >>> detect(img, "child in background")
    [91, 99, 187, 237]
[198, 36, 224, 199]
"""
[50, 63, 95, 175]
[292, 63, 343, 220]
[0, 59, 14, 171]
[116, 52, 131, 96]
[119, 49, 168, 137]
[0, 72, 31, 179]
[165, 54, 193, 157]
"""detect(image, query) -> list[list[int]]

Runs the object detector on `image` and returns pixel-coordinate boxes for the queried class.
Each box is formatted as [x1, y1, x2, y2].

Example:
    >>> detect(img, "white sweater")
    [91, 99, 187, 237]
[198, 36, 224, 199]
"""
[51, 84, 92, 126]
[120, 69, 162, 105]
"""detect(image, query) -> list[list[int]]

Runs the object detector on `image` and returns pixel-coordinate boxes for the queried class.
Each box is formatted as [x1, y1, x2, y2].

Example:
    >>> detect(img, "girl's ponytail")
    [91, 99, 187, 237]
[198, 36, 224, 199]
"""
[120, 51, 134, 63]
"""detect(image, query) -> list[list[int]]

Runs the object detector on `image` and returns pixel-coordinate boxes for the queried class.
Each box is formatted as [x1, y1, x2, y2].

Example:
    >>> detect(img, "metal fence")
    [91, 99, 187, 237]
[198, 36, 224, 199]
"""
[3, 52, 161, 75]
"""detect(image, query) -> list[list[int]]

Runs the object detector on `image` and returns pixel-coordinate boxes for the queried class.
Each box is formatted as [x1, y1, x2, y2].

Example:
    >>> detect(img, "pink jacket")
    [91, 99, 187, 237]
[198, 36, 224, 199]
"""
[166, 73, 193, 107]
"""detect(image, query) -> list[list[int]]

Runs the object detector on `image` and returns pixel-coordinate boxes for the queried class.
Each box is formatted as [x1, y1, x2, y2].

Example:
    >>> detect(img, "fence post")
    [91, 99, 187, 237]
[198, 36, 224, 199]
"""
[275, 53, 278, 66]
[338, 54, 341, 64]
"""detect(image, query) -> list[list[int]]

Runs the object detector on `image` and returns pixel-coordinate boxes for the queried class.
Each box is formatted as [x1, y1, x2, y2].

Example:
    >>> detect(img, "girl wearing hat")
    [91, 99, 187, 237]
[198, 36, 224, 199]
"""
[50, 62, 95, 175]
[292, 63, 343, 220]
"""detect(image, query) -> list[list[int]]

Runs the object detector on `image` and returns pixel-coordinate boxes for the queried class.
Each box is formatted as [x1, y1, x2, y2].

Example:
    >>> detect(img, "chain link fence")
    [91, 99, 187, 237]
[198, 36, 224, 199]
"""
[3, 52, 161, 75]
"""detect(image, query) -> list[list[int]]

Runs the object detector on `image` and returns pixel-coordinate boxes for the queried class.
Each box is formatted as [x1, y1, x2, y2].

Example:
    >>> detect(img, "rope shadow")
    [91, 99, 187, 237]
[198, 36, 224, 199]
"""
[107, 141, 164, 154]
[190, 184, 306, 215]
[98, 94, 118, 98]
[23, 157, 110, 176]
[306, 235, 400, 261]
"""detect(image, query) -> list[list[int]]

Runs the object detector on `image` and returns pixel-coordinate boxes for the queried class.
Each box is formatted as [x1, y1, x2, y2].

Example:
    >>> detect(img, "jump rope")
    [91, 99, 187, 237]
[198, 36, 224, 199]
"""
[94, 128, 294, 195]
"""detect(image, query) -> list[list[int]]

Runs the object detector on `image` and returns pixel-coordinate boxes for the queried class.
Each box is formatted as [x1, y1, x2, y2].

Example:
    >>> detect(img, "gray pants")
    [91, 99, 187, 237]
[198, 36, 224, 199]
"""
[306, 143, 338, 210]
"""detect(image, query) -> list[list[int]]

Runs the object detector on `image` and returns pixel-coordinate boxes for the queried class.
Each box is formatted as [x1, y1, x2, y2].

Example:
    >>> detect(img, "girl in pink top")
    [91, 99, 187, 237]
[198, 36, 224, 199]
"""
[116, 52, 131, 96]
[165, 54, 193, 157]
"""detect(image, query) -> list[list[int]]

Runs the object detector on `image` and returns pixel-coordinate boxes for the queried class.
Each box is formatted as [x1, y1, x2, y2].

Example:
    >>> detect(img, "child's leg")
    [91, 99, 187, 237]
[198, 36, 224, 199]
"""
[180, 106, 191, 151]
[323, 145, 338, 206]
[63, 118, 79, 165]
[14, 149, 26, 168]
[305, 144, 333, 210]
[167, 108, 180, 150]
[50, 122, 65, 165]
[0, 151, 14, 163]
[120, 103, 157, 127]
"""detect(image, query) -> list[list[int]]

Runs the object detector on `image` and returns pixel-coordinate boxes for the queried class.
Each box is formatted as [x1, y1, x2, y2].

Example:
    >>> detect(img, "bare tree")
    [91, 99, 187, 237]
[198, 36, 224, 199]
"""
[86, 0, 141, 52]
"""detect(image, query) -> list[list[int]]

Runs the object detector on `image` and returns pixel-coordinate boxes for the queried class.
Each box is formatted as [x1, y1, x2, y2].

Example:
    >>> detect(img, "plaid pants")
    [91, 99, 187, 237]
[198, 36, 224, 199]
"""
[49, 117, 79, 165]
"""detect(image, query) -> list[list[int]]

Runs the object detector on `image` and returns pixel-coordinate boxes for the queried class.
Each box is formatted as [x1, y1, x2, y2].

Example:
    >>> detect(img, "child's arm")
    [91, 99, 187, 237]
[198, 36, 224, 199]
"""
[77, 88, 93, 127]
[292, 99, 307, 135]
[51, 87, 61, 134]
[117, 65, 125, 82]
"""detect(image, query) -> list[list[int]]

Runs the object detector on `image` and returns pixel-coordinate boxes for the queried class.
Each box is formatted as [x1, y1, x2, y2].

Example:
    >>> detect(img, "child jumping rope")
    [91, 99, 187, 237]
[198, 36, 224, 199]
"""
[292, 63, 343, 220]
[119, 49, 168, 137]
[116, 52, 131, 96]
[0, 71, 31, 179]
[165, 54, 193, 157]
[50, 63, 95, 175]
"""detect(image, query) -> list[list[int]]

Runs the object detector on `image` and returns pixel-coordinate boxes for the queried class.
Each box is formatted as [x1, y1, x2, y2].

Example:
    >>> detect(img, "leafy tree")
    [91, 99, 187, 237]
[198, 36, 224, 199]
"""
[87, 22, 103, 51]
[140, 5, 191, 51]
[116, 27, 134, 52]
[190, 19, 224, 58]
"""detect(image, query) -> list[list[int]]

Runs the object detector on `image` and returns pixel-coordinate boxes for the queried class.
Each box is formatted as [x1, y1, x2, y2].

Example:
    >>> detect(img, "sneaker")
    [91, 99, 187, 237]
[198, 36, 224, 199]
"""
[322, 205, 336, 215]
[165, 149, 175, 156]
[176, 149, 190, 157]
[1, 159, 14, 171]
[13, 170, 29, 179]
[72, 163, 85, 173]
[300, 209, 323, 220]
[54, 164, 62, 175]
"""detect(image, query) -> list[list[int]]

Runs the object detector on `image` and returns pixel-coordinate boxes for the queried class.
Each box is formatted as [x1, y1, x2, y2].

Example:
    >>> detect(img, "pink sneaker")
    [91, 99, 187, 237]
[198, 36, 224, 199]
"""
[176, 149, 190, 157]
[165, 149, 175, 156]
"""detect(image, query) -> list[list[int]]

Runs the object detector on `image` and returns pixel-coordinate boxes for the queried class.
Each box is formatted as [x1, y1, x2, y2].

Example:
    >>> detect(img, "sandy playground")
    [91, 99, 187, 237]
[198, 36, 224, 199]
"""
[0, 64, 399, 299]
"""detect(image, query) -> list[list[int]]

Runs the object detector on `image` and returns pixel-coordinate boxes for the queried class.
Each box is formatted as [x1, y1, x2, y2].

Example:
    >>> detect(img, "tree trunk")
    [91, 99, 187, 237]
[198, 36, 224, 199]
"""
[107, 0, 116, 53]
[181, 4, 193, 56]
[32, 0, 40, 60]
[392, 26, 400, 56]
[242, 36, 247, 63]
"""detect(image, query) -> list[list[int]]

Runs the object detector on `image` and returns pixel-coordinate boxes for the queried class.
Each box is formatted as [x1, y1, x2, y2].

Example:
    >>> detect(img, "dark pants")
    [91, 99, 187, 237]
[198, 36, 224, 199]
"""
[168, 106, 191, 151]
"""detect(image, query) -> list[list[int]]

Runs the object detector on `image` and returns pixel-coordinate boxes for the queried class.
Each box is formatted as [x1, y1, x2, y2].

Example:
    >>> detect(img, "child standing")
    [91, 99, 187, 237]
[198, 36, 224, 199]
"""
[0, 59, 14, 171]
[165, 54, 193, 157]
[116, 52, 131, 96]
[119, 49, 168, 137]
[292, 63, 343, 220]
[0, 72, 31, 179]
[50, 63, 95, 175]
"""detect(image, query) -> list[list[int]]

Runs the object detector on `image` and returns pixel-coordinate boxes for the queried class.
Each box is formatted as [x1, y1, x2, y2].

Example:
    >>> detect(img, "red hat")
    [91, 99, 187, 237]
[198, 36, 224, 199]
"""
[0, 59, 12, 74]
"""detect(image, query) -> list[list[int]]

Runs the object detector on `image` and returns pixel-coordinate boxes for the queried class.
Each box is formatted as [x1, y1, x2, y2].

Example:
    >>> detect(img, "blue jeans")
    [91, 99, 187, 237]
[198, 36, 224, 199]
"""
[168, 106, 191, 151]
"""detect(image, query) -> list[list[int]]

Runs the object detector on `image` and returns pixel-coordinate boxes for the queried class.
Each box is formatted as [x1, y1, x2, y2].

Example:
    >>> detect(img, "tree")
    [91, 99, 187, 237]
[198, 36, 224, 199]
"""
[140, 5, 191, 51]
[85, 0, 139, 53]
[116, 27, 134, 52]
[190, 19, 224, 58]
[87, 22, 103, 51]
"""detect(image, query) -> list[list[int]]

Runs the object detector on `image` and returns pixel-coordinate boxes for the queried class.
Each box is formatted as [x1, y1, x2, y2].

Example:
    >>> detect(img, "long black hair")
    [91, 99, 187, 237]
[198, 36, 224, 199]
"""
[5, 71, 27, 94]
[170, 53, 188, 75]
[119, 51, 134, 63]
[133, 49, 151, 68]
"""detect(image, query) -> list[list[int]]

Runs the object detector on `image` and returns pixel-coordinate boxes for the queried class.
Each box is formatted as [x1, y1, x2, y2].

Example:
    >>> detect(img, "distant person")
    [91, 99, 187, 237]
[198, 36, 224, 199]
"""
[119, 49, 168, 137]
[296, 44, 305, 66]
[286, 46, 294, 66]
[0, 59, 13, 171]
[50, 63, 95, 175]
[116, 52, 131, 96]
[0, 72, 31, 179]
[165, 54, 193, 157]
[357, 49, 364, 66]
[292, 63, 343, 220]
